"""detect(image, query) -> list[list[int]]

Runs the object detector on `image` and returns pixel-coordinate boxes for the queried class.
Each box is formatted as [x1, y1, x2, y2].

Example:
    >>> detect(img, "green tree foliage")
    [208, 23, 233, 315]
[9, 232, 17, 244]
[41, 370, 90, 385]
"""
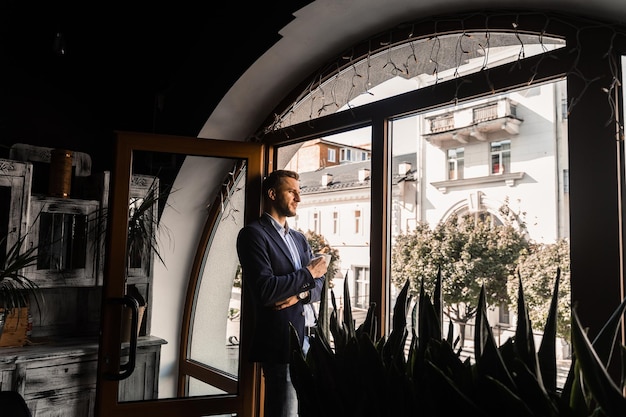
[391, 205, 529, 345]
[509, 238, 571, 343]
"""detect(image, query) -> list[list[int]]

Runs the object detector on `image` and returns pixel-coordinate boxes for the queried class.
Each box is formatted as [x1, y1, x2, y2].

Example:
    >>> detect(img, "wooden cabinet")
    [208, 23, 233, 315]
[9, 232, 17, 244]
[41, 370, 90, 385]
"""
[0, 337, 166, 417]
[1, 146, 164, 417]
[0, 360, 16, 391]
[0, 158, 32, 260]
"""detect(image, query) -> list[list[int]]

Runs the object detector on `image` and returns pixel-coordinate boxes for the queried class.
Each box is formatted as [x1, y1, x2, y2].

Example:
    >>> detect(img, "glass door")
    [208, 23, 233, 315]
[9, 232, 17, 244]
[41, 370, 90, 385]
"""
[95, 132, 264, 417]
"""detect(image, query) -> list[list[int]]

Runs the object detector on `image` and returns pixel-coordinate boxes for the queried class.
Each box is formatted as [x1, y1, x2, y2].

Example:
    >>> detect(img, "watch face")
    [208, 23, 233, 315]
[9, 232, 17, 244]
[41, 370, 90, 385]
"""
[298, 291, 307, 300]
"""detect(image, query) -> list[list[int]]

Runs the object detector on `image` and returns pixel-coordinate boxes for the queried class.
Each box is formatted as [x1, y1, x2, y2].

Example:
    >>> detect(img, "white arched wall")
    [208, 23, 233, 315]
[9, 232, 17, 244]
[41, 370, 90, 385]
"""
[152, 157, 228, 397]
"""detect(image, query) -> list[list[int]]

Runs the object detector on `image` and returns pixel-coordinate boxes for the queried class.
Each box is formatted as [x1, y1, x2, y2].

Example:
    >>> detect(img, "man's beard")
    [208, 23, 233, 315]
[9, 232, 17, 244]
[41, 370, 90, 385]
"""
[279, 202, 296, 217]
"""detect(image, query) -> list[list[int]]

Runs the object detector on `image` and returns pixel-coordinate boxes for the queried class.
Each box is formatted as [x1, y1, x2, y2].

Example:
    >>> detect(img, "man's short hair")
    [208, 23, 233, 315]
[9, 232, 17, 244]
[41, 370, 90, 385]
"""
[262, 170, 299, 197]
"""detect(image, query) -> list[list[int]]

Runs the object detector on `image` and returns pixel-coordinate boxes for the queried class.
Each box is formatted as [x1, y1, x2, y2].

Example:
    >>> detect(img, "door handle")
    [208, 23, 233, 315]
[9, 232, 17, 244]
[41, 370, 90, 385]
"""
[103, 294, 139, 381]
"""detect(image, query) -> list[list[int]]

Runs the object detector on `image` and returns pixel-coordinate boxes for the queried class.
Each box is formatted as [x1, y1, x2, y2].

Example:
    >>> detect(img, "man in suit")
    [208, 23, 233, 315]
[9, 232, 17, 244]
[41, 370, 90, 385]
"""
[237, 169, 326, 417]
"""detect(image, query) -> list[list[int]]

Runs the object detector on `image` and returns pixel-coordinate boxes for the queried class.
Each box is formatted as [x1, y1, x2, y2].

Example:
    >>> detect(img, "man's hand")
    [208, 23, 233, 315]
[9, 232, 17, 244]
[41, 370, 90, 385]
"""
[274, 295, 299, 310]
[307, 255, 328, 279]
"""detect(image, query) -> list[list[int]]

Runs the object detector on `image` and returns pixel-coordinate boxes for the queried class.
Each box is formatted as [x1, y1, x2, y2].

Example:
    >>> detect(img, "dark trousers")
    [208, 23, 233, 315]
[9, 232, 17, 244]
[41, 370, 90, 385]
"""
[261, 361, 298, 417]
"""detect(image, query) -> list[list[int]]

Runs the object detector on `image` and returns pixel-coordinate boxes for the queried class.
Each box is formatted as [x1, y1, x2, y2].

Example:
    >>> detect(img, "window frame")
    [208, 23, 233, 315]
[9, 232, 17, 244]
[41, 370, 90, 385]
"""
[261, 14, 626, 345]
[490, 140, 511, 175]
[447, 147, 465, 180]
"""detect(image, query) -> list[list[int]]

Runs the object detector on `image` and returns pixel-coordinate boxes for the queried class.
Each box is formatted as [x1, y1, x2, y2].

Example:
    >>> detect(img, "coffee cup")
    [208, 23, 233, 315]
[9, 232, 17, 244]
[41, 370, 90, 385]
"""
[315, 253, 332, 267]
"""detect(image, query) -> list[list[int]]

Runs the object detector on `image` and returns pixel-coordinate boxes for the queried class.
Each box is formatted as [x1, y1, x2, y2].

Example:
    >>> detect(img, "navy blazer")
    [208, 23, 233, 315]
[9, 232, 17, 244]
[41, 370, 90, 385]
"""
[237, 214, 324, 363]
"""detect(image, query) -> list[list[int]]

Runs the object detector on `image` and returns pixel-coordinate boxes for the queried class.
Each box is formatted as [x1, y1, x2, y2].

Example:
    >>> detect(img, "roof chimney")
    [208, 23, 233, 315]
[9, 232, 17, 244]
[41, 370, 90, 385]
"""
[398, 162, 412, 175]
[322, 173, 333, 187]
[358, 168, 370, 182]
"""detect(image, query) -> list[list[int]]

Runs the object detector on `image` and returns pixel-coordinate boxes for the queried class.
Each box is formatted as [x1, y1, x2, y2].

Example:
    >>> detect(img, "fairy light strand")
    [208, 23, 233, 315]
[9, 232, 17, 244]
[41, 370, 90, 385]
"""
[259, 11, 625, 141]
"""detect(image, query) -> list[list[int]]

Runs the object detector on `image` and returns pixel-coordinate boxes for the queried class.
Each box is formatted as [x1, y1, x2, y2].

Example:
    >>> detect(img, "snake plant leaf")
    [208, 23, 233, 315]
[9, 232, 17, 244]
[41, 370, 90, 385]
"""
[338, 337, 368, 416]
[424, 359, 487, 416]
[560, 358, 594, 417]
[424, 338, 472, 392]
[356, 332, 387, 414]
[329, 287, 349, 351]
[316, 269, 331, 341]
[383, 279, 410, 367]
[289, 324, 319, 417]
[418, 287, 442, 349]
[480, 375, 537, 417]
[514, 271, 543, 386]
[571, 307, 626, 417]
[355, 301, 377, 340]
[590, 296, 626, 368]
[573, 294, 626, 414]
[306, 337, 347, 416]
[561, 285, 626, 414]
[538, 267, 560, 393]
[475, 285, 516, 391]
[474, 285, 490, 359]
[434, 266, 443, 328]
[392, 278, 410, 336]
[508, 357, 559, 416]
[416, 277, 443, 361]
[407, 303, 422, 380]
[342, 269, 355, 338]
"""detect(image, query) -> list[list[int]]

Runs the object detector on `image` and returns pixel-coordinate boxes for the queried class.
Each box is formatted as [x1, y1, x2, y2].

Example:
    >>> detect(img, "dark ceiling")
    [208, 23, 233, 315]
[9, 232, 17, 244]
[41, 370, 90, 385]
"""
[0, 1, 311, 168]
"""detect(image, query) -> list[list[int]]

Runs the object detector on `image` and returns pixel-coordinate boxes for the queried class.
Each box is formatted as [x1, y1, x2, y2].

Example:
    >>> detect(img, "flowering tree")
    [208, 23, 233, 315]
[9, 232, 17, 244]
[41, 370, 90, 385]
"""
[391, 205, 529, 346]
[509, 238, 571, 343]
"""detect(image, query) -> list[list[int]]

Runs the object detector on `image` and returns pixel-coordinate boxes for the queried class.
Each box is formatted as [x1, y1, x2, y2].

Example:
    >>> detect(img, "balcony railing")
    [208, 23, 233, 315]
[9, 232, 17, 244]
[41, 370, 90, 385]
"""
[424, 98, 521, 148]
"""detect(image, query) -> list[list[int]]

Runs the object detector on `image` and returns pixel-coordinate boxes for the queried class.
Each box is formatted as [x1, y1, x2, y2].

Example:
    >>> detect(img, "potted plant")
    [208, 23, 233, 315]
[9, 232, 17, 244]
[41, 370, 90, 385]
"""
[0, 232, 43, 345]
[290, 268, 626, 417]
[123, 176, 173, 341]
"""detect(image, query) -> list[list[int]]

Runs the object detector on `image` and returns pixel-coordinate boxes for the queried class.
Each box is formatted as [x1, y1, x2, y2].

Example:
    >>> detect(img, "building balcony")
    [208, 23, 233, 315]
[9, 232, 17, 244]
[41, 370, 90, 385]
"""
[423, 98, 522, 148]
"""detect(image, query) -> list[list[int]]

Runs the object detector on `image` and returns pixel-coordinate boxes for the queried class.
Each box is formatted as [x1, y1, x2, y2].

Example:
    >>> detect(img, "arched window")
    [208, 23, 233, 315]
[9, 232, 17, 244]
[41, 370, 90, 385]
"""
[259, 11, 623, 354]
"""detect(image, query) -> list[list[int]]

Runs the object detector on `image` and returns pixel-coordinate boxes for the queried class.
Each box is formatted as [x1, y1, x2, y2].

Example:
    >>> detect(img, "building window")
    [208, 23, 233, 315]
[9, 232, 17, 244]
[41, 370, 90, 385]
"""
[354, 209, 361, 234]
[353, 266, 370, 309]
[340, 148, 352, 162]
[490, 140, 511, 174]
[498, 303, 511, 325]
[332, 211, 339, 234]
[328, 148, 336, 163]
[313, 211, 320, 233]
[447, 147, 464, 180]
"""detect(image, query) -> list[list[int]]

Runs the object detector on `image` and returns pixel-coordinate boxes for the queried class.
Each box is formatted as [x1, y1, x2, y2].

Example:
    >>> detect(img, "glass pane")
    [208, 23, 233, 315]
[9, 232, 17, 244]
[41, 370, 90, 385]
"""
[277, 127, 373, 330]
[36, 212, 88, 269]
[390, 80, 571, 387]
[188, 164, 246, 385]
[275, 32, 565, 129]
[116, 151, 247, 402]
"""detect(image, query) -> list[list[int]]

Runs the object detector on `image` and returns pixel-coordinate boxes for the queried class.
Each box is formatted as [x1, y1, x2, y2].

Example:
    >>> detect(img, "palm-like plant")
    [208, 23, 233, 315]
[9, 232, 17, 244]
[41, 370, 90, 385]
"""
[0, 233, 42, 326]
[127, 182, 164, 268]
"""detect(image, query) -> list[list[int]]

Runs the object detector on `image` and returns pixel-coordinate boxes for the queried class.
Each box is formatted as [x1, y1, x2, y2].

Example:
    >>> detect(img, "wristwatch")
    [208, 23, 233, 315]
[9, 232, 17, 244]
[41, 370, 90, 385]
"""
[297, 290, 310, 301]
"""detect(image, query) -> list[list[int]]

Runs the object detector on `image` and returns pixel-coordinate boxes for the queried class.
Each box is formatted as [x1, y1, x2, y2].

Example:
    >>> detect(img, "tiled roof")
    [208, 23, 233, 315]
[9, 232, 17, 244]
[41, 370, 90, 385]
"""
[299, 153, 417, 194]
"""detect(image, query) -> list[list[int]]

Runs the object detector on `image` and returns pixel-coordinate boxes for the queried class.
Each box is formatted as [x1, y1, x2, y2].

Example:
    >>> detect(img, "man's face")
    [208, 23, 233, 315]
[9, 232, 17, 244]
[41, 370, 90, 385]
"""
[272, 177, 301, 217]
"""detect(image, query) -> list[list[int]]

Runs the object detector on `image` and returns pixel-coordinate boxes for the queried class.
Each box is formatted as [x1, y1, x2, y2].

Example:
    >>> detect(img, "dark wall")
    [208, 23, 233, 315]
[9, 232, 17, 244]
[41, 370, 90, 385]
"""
[0, 1, 312, 173]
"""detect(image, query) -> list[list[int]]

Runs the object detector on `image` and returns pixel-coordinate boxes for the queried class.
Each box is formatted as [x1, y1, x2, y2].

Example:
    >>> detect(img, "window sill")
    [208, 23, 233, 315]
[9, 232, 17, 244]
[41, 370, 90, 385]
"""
[431, 171, 525, 193]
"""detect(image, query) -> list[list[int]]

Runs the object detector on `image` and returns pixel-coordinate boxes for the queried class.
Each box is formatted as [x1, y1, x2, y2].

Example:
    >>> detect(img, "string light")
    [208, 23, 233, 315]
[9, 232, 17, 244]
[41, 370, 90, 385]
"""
[260, 12, 624, 139]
